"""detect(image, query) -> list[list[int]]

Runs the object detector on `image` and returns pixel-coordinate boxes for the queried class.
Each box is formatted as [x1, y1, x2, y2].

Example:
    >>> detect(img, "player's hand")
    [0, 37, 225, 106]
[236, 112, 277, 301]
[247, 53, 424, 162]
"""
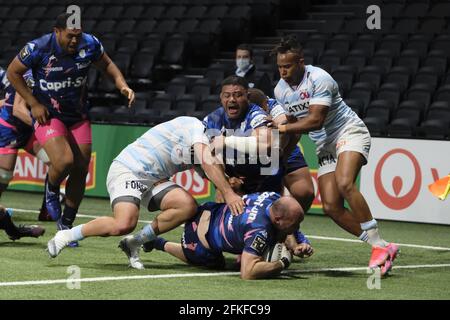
[223, 191, 245, 216]
[286, 114, 297, 123]
[264, 115, 275, 128]
[30, 103, 49, 125]
[293, 243, 314, 258]
[120, 87, 135, 107]
[229, 177, 244, 191]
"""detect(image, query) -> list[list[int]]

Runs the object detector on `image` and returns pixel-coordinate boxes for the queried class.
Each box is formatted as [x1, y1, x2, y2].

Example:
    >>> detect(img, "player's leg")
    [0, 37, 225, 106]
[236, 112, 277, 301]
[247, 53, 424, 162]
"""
[35, 119, 74, 220]
[283, 166, 314, 212]
[60, 120, 92, 229]
[318, 172, 365, 237]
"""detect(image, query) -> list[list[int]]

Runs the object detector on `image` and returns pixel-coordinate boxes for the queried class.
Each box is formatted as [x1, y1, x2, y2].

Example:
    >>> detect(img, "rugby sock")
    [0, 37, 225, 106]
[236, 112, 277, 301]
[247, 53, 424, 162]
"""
[68, 224, 85, 242]
[47, 179, 60, 194]
[61, 206, 77, 227]
[153, 237, 167, 251]
[360, 219, 388, 247]
[358, 231, 369, 242]
[133, 224, 156, 245]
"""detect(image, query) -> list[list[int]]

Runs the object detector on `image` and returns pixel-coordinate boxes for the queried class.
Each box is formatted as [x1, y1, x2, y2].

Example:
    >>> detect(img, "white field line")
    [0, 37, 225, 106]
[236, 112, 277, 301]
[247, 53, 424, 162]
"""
[9, 208, 450, 251]
[1, 264, 450, 287]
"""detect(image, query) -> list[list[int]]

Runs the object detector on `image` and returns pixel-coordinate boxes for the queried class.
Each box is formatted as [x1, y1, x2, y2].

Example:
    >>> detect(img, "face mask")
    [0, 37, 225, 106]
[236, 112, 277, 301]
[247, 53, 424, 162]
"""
[236, 58, 250, 70]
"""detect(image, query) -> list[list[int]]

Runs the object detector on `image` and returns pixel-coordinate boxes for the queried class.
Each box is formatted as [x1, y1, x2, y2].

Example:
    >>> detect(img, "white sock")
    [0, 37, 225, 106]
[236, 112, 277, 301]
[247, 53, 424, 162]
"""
[358, 231, 369, 242]
[69, 224, 85, 242]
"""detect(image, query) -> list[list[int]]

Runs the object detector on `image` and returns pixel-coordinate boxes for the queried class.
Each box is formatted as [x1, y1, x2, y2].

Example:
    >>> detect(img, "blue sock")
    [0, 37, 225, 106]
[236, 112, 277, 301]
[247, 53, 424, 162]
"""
[154, 237, 167, 251]
[133, 224, 156, 245]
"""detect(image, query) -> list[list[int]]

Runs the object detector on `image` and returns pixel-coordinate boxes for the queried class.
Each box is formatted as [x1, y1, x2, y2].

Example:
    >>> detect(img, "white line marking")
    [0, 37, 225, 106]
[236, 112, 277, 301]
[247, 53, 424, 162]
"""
[1, 264, 450, 287]
[9, 207, 450, 251]
[306, 235, 450, 251]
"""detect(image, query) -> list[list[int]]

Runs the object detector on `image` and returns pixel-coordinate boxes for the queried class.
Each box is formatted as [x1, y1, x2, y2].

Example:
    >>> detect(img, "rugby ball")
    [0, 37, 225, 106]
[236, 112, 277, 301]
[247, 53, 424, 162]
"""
[263, 243, 292, 263]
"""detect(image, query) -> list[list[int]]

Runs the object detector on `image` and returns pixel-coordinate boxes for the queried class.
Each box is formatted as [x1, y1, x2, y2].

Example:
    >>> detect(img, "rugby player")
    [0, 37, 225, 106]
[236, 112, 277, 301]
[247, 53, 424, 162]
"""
[46, 116, 244, 263]
[143, 192, 307, 280]
[272, 36, 399, 275]
[7, 13, 135, 240]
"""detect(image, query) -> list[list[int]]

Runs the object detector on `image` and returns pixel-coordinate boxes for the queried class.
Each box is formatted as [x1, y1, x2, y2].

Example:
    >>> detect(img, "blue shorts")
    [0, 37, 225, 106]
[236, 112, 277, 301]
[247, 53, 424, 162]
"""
[286, 146, 308, 174]
[182, 211, 225, 269]
[0, 119, 33, 152]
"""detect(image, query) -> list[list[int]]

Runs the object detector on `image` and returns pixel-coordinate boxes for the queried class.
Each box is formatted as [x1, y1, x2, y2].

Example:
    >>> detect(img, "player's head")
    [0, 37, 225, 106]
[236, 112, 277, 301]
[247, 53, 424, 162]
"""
[248, 88, 269, 112]
[236, 43, 253, 70]
[270, 196, 304, 234]
[273, 35, 305, 86]
[220, 76, 250, 120]
[54, 13, 82, 55]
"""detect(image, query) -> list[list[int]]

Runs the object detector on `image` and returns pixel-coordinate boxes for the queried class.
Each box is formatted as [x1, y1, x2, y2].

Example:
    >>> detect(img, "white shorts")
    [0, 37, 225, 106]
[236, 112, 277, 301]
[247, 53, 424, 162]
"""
[316, 123, 371, 177]
[106, 161, 179, 210]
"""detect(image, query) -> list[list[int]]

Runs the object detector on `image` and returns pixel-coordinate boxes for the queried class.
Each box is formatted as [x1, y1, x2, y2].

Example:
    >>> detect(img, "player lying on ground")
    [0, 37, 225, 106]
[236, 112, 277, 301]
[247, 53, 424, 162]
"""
[141, 192, 311, 279]
[272, 35, 399, 275]
[47, 116, 244, 263]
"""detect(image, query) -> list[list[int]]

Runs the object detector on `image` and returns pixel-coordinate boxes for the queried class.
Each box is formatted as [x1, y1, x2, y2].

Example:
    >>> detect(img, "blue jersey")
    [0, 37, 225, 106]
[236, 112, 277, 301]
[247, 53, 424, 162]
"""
[205, 192, 280, 256]
[17, 32, 104, 124]
[266, 98, 308, 172]
[203, 105, 283, 193]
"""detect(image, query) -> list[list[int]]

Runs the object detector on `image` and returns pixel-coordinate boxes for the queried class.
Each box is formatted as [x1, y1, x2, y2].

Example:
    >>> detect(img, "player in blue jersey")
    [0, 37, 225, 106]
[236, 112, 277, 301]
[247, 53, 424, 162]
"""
[142, 192, 308, 279]
[46, 117, 244, 263]
[0, 68, 45, 241]
[272, 36, 399, 275]
[6, 13, 136, 238]
[203, 76, 313, 249]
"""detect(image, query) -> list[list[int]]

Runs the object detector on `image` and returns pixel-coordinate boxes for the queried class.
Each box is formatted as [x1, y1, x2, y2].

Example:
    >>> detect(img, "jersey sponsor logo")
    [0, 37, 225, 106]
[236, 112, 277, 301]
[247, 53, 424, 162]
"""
[19, 45, 31, 60]
[76, 62, 91, 70]
[287, 102, 309, 114]
[45, 128, 56, 137]
[79, 49, 86, 58]
[39, 76, 86, 92]
[318, 153, 336, 167]
[249, 113, 267, 128]
[246, 192, 274, 223]
[250, 234, 267, 255]
[44, 66, 64, 73]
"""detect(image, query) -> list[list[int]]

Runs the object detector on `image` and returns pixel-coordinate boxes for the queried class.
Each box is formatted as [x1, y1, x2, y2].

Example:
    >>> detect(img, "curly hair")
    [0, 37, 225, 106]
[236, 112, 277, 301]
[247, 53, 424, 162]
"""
[271, 35, 304, 58]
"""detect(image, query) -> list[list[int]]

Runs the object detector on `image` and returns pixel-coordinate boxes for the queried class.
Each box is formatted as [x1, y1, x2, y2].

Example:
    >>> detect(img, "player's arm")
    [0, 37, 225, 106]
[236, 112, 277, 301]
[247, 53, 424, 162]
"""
[0, 99, 4, 107]
[7, 58, 48, 124]
[193, 142, 245, 215]
[212, 126, 273, 156]
[12, 92, 32, 126]
[93, 52, 135, 106]
[240, 251, 285, 280]
[278, 104, 328, 135]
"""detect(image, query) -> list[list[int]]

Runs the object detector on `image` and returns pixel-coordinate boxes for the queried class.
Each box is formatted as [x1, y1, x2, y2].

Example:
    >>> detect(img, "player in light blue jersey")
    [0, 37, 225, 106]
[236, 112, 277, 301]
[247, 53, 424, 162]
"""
[272, 36, 399, 275]
[7, 13, 136, 238]
[47, 117, 244, 266]
[142, 192, 309, 279]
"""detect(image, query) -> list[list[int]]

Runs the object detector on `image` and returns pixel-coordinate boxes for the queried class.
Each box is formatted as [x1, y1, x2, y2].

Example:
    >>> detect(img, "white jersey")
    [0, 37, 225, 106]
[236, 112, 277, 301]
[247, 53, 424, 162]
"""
[115, 117, 209, 180]
[274, 65, 364, 149]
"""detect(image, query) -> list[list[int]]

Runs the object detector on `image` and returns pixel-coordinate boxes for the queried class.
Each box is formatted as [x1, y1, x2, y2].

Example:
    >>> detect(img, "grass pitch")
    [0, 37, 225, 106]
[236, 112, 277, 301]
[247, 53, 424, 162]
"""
[1, 190, 449, 300]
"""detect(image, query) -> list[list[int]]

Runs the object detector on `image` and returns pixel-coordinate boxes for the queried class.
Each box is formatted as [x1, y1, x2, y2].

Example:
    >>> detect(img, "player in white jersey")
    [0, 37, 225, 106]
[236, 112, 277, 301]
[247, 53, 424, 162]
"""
[272, 36, 399, 275]
[47, 117, 244, 266]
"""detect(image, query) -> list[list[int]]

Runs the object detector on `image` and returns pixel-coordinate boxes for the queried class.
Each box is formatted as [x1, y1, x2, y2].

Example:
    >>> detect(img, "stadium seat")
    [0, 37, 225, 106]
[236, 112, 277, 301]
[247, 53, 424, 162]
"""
[418, 18, 446, 34]
[153, 19, 178, 35]
[141, 6, 166, 20]
[176, 19, 199, 34]
[344, 98, 364, 117]
[428, 101, 450, 113]
[363, 116, 387, 136]
[122, 5, 144, 19]
[396, 49, 421, 74]
[417, 119, 448, 140]
[305, 39, 326, 59]
[207, 5, 229, 19]
[371, 50, 393, 73]
[428, 2, 450, 18]
[199, 94, 220, 114]
[83, 5, 104, 19]
[332, 66, 355, 94]
[114, 20, 136, 35]
[190, 78, 212, 100]
[405, 84, 434, 110]
[96, 20, 116, 35]
[352, 36, 376, 58]
[164, 5, 187, 19]
[129, 52, 155, 86]
[174, 94, 198, 115]
[434, 85, 450, 103]
[347, 82, 373, 111]
[384, 66, 411, 93]
[117, 38, 139, 53]
[185, 6, 207, 19]
[102, 6, 124, 19]
[401, 2, 429, 18]
[393, 108, 421, 126]
[160, 34, 186, 68]
[397, 100, 427, 116]
[365, 100, 392, 124]
[358, 65, 384, 90]
[387, 118, 415, 138]
[423, 50, 448, 75]
[377, 83, 402, 107]
[413, 67, 439, 90]
[166, 77, 189, 98]
[430, 35, 450, 52]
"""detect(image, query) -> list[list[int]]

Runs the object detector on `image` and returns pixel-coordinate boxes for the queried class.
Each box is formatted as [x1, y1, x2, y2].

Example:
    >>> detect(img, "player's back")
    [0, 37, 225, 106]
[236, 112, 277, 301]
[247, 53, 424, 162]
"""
[115, 116, 208, 180]
[206, 192, 279, 255]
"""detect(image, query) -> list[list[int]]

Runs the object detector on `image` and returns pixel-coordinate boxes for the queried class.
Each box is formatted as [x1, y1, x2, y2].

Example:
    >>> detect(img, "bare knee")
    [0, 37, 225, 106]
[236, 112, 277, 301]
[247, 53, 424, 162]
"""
[322, 201, 343, 218]
[111, 220, 136, 236]
[53, 153, 74, 173]
[336, 178, 356, 198]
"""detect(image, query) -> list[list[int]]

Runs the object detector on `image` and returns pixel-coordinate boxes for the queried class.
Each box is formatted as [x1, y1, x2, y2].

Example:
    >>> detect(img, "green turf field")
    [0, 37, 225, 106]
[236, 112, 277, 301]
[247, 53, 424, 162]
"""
[1, 190, 449, 300]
